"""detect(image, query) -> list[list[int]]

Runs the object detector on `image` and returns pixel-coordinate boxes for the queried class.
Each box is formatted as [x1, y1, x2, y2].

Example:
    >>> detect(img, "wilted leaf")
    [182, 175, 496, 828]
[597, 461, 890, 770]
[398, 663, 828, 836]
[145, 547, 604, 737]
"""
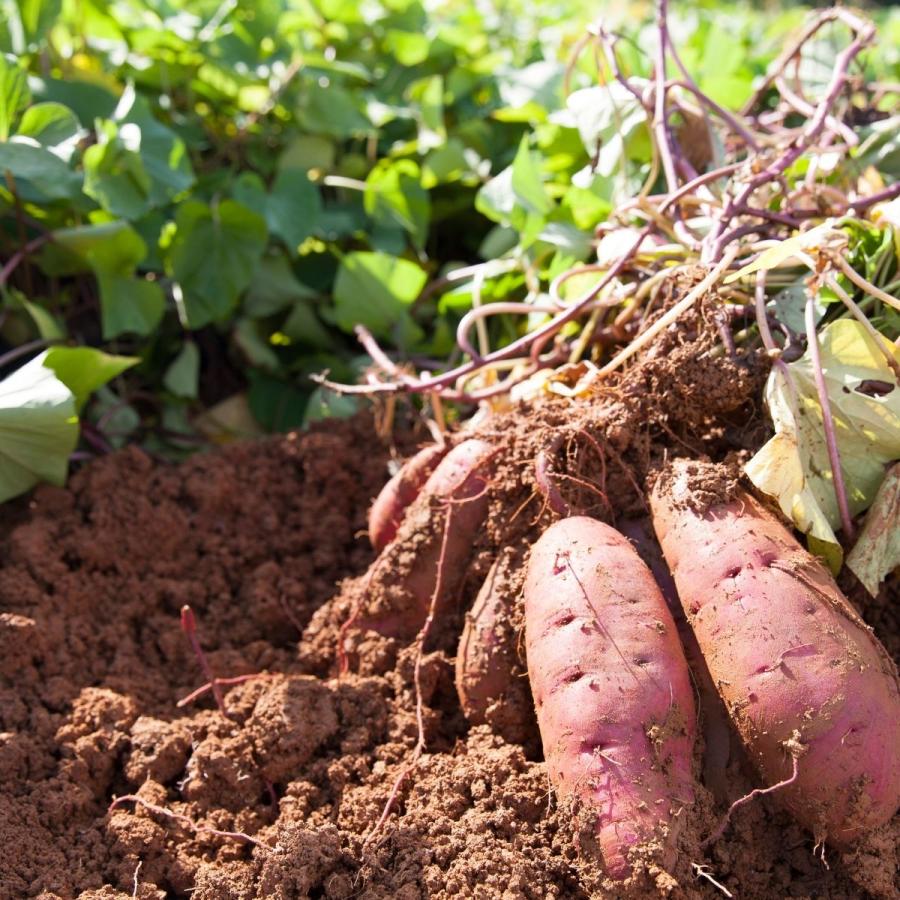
[745, 319, 900, 558]
[725, 223, 832, 283]
[0, 351, 78, 502]
[846, 462, 900, 596]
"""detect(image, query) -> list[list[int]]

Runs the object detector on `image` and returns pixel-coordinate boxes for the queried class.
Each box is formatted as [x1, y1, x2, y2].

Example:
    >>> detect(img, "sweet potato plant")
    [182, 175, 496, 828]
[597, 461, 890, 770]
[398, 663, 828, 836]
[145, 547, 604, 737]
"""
[2, 0, 900, 896]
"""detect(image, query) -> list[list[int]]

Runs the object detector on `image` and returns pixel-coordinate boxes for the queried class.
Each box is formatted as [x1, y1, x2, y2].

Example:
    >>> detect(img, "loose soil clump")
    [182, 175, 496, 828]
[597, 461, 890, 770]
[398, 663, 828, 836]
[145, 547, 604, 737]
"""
[1, 330, 897, 898]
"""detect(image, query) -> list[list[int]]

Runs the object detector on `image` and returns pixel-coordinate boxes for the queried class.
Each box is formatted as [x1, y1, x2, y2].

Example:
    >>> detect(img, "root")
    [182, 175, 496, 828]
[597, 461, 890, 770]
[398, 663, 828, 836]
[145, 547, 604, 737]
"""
[702, 750, 802, 848]
[109, 794, 275, 852]
[337, 557, 386, 677]
[362, 500, 454, 852]
[178, 605, 266, 716]
[534, 435, 571, 517]
[692, 863, 733, 897]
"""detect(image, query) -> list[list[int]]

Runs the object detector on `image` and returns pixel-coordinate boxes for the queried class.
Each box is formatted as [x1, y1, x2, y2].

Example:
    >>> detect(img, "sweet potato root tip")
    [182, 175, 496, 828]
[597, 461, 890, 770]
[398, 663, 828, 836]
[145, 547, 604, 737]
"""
[368, 443, 448, 551]
[650, 459, 900, 846]
[524, 516, 696, 880]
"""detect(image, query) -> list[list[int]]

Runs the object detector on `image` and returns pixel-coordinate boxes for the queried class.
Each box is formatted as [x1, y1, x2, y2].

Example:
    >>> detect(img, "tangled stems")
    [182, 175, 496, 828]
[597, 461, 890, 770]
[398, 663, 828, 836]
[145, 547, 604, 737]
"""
[318, 4, 892, 406]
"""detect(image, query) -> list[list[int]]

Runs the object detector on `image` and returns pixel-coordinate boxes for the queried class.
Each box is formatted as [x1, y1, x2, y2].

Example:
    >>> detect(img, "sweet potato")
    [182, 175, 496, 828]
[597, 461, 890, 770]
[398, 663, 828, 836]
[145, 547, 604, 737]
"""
[455, 551, 534, 744]
[368, 443, 448, 552]
[354, 438, 496, 641]
[620, 517, 734, 801]
[650, 459, 900, 846]
[524, 516, 696, 880]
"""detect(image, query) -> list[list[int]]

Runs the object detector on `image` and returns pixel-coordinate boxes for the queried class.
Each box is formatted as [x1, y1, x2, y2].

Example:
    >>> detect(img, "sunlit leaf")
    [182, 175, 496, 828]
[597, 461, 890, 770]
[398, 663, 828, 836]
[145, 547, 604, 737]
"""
[725, 223, 832, 283]
[745, 320, 900, 559]
[42, 346, 138, 411]
[0, 351, 77, 502]
[16, 102, 81, 158]
[332, 251, 426, 344]
[0, 54, 30, 140]
[364, 159, 430, 251]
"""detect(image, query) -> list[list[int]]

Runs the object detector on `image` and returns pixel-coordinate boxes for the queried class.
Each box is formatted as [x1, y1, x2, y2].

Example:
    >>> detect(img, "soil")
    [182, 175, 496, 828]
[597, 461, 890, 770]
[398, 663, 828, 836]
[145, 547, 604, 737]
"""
[1, 290, 898, 899]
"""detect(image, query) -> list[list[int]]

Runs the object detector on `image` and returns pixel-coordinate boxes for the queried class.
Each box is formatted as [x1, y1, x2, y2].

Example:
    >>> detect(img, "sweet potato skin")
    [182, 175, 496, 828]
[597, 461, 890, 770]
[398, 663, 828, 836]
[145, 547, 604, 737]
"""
[650, 460, 900, 846]
[355, 438, 496, 641]
[524, 516, 696, 880]
[455, 552, 534, 744]
[368, 444, 447, 551]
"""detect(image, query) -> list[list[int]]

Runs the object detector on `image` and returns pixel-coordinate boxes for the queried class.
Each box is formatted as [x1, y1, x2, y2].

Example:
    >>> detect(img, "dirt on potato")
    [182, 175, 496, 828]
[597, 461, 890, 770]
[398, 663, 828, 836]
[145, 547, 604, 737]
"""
[1, 298, 898, 900]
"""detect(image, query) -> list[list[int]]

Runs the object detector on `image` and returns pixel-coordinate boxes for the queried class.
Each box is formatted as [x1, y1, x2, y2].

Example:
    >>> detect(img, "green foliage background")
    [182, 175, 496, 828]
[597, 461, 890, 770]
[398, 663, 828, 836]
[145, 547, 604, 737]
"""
[1, 0, 898, 466]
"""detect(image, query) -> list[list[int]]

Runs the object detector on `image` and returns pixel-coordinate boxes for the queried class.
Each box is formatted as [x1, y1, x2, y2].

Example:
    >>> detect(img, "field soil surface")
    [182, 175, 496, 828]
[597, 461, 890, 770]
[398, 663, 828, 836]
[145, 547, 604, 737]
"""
[1, 376, 897, 898]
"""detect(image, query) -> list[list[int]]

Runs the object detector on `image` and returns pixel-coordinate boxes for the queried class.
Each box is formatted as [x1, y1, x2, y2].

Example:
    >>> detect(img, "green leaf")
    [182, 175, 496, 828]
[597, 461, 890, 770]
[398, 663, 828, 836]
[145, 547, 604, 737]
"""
[408, 75, 445, 151]
[167, 199, 268, 329]
[99, 275, 165, 340]
[846, 462, 900, 596]
[332, 251, 426, 343]
[278, 136, 335, 173]
[511, 136, 552, 216]
[281, 300, 333, 350]
[49, 220, 145, 274]
[385, 30, 431, 66]
[364, 159, 430, 251]
[422, 139, 469, 188]
[0, 140, 82, 201]
[302, 385, 359, 425]
[42, 346, 138, 411]
[231, 172, 268, 218]
[15, 102, 81, 156]
[49, 222, 165, 338]
[476, 165, 516, 223]
[122, 97, 195, 205]
[19, 295, 66, 340]
[745, 320, 900, 557]
[16, 0, 63, 45]
[0, 351, 78, 502]
[83, 121, 152, 219]
[0, 54, 30, 141]
[566, 82, 651, 177]
[33, 78, 117, 126]
[267, 168, 322, 253]
[247, 370, 308, 432]
[163, 341, 200, 399]
[244, 255, 317, 318]
[234, 319, 280, 372]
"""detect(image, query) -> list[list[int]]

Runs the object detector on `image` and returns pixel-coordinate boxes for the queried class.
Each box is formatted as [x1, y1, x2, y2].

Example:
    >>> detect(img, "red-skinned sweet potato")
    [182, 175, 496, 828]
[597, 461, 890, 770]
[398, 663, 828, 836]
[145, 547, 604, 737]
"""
[525, 516, 696, 880]
[368, 443, 448, 552]
[455, 551, 534, 744]
[354, 438, 496, 641]
[650, 459, 900, 846]
[620, 517, 734, 801]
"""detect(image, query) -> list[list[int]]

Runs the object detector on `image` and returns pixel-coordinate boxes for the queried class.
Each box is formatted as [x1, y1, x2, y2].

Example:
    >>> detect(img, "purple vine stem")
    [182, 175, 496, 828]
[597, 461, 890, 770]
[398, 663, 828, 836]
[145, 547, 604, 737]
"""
[804, 295, 855, 540]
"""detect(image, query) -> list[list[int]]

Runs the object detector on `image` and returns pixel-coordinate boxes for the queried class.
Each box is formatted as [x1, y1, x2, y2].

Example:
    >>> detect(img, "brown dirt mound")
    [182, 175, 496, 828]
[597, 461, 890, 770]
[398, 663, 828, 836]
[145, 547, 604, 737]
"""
[1, 309, 898, 898]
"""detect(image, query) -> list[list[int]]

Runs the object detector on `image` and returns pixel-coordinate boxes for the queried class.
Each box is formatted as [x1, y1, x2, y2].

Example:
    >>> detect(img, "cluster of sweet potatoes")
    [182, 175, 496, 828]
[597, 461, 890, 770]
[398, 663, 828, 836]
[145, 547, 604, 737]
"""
[344, 439, 900, 883]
